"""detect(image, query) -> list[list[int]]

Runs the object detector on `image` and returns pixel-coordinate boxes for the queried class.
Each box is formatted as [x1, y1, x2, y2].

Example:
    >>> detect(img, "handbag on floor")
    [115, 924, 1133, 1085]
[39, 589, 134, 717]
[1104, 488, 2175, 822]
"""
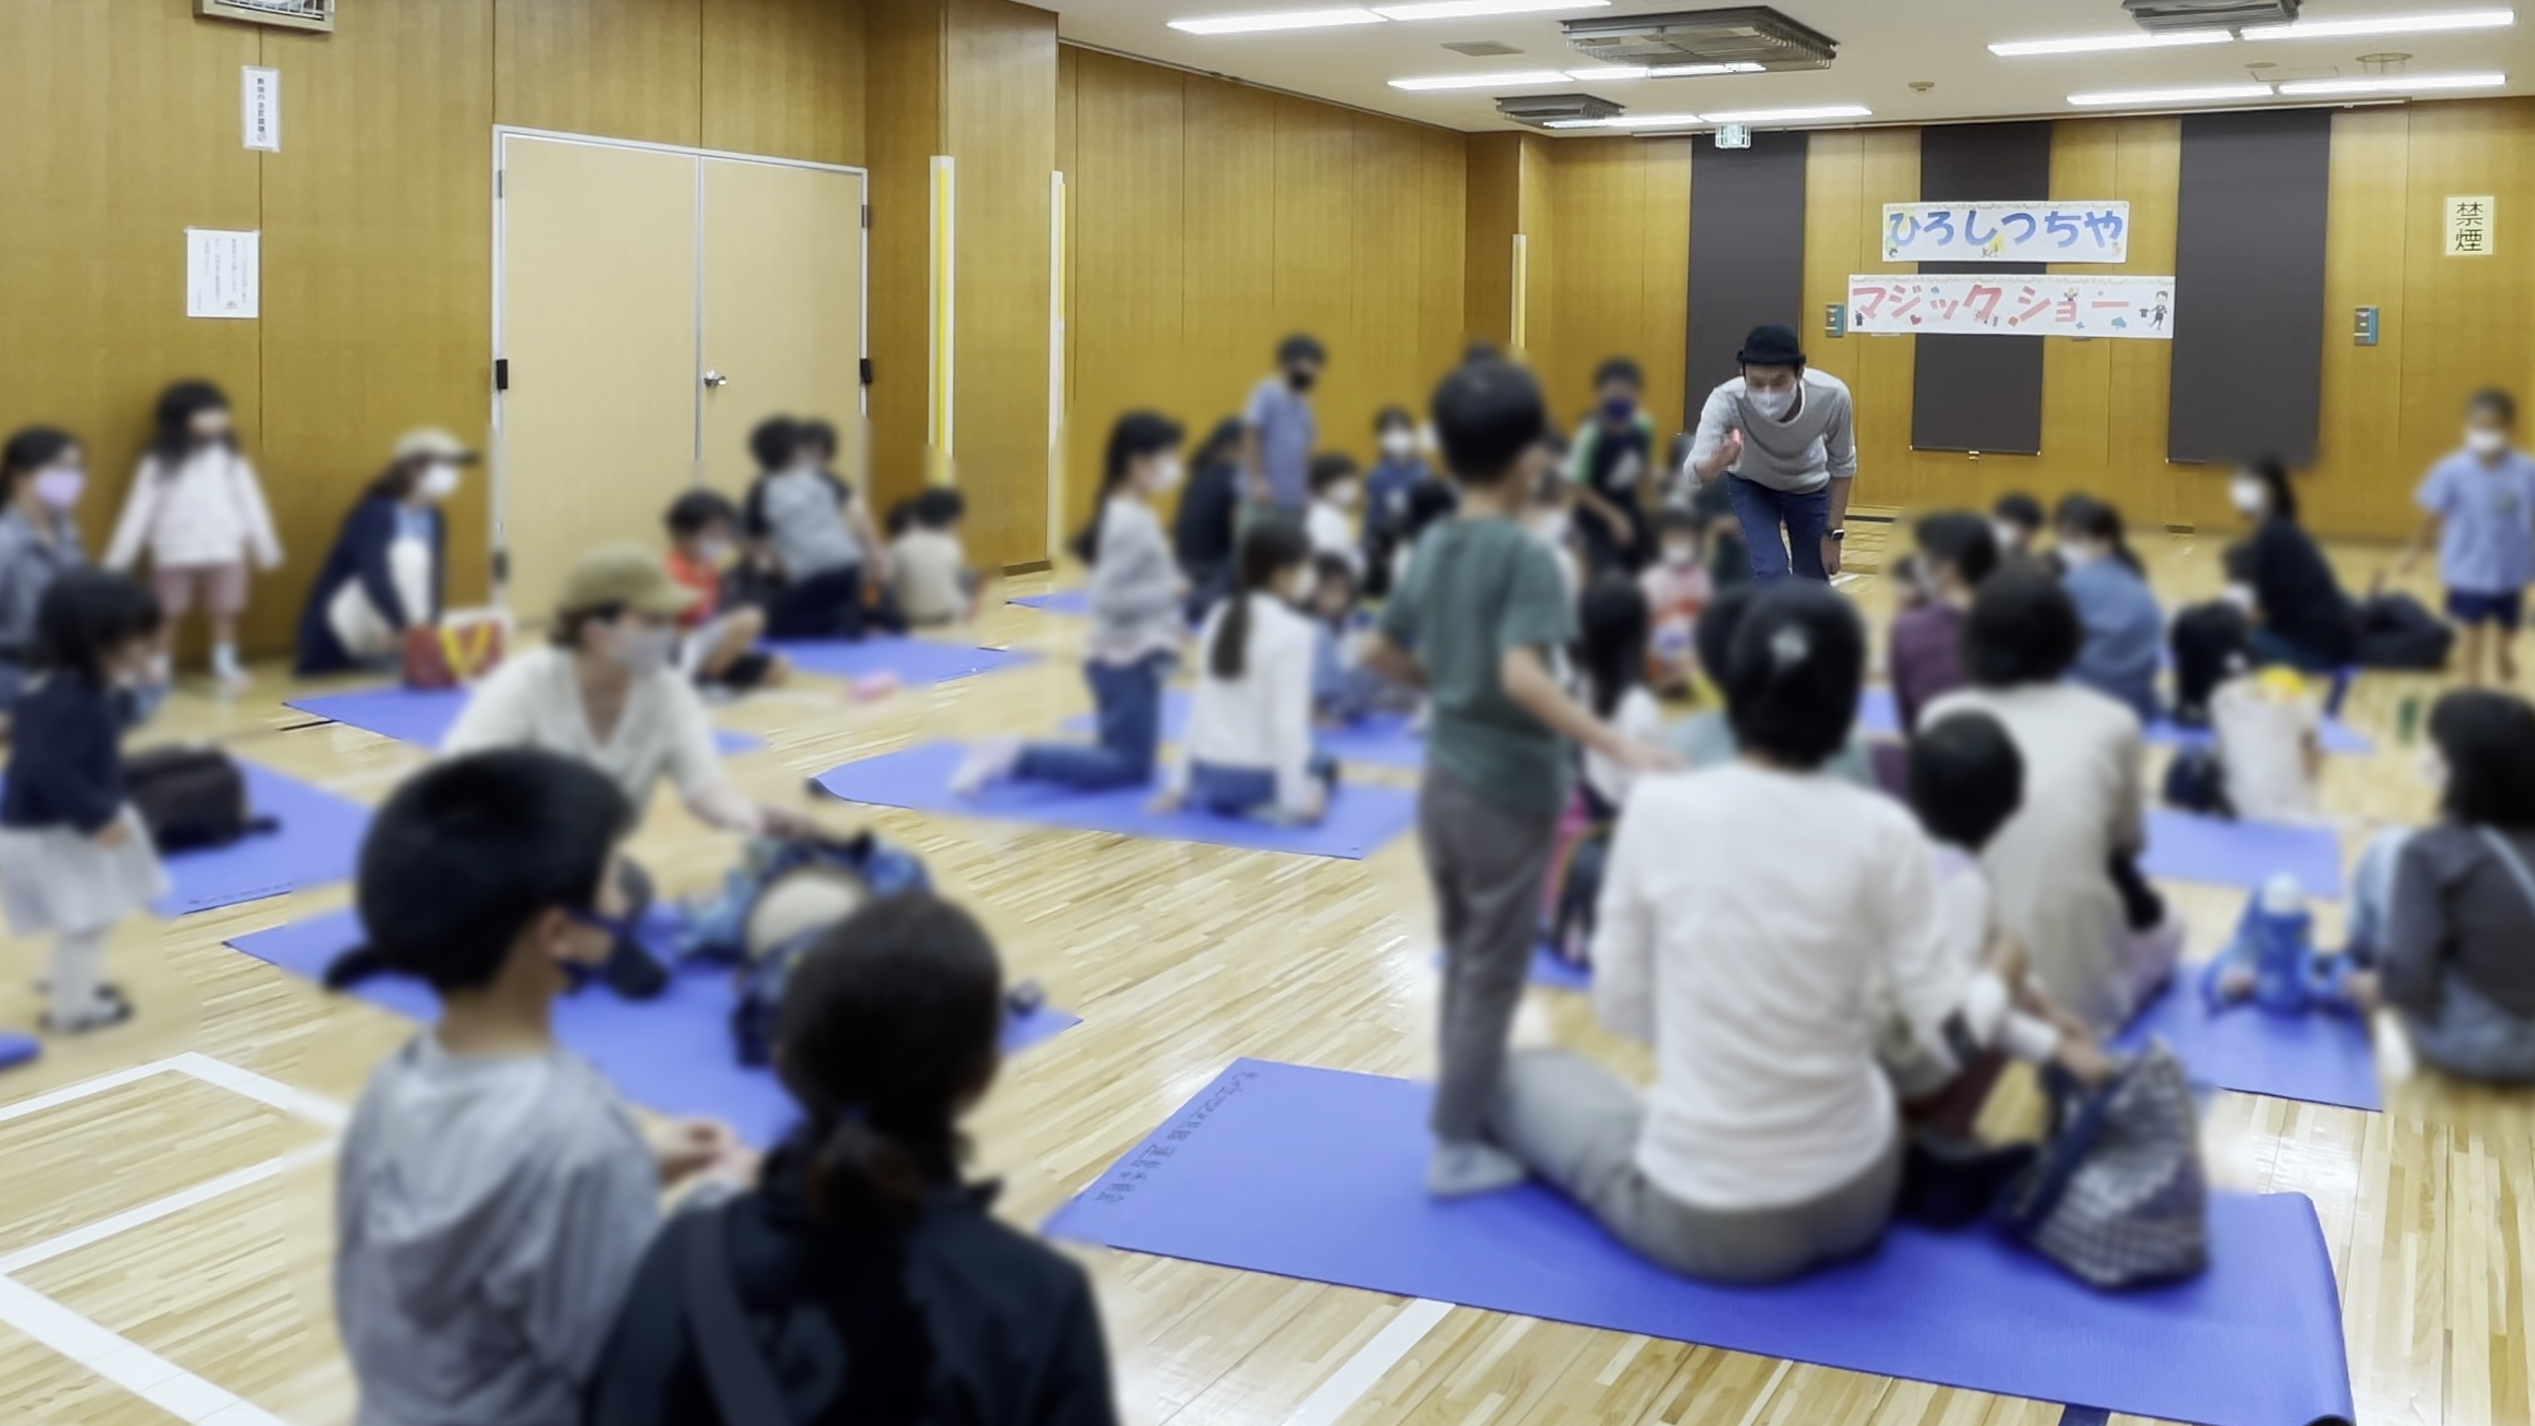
[402, 608, 509, 690]
[1998, 1040, 2209, 1288]
[2353, 591, 2453, 671]
[126, 745, 275, 852]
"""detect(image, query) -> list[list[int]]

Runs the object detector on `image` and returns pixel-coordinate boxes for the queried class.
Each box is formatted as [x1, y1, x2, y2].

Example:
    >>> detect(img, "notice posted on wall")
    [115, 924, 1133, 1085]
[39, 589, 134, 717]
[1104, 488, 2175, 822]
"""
[186, 228, 260, 320]
[242, 65, 280, 152]
[1845, 273, 2175, 340]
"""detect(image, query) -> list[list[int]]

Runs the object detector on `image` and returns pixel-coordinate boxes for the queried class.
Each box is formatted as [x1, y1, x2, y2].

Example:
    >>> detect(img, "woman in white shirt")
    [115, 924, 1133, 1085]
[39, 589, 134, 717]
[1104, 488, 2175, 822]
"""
[1156, 520, 1332, 824]
[443, 544, 812, 995]
[104, 381, 282, 689]
[1485, 582, 2047, 1284]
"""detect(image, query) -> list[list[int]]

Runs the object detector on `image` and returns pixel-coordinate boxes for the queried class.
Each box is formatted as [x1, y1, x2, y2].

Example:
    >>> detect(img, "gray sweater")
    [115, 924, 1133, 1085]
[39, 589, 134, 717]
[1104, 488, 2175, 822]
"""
[0, 507, 84, 705]
[1088, 497, 1183, 661]
[2385, 823, 2535, 1020]
[1688, 370, 1858, 494]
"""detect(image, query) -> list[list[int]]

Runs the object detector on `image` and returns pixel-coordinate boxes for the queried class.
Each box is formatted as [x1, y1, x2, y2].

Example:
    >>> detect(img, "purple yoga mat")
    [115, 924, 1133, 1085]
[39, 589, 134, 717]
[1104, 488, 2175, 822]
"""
[0, 763, 370, 916]
[1064, 691, 1425, 771]
[1049, 1059, 2353, 1426]
[811, 741, 1419, 860]
[1857, 686, 2372, 755]
[1011, 590, 1091, 615]
[2118, 978, 2380, 1111]
[2141, 809, 2345, 897]
[286, 686, 762, 756]
[764, 635, 1034, 687]
[227, 906, 1078, 1147]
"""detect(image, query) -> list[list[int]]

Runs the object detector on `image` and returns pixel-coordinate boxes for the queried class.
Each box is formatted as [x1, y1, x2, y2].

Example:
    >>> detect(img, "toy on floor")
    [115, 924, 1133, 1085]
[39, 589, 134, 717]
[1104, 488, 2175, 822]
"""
[2200, 874, 2360, 1016]
[850, 670, 903, 702]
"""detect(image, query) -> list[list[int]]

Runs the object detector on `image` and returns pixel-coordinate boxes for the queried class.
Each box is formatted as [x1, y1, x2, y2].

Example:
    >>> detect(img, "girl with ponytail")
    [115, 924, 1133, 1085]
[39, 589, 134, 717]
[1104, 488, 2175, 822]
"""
[1153, 518, 1334, 824]
[586, 894, 1118, 1426]
[2051, 493, 2163, 723]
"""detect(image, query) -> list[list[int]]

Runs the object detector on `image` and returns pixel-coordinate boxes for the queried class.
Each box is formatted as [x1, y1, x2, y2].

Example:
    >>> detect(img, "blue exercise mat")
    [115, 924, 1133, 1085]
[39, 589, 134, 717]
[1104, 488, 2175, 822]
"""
[1049, 1059, 2353, 1426]
[1064, 691, 1425, 771]
[163, 763, 371, 916]
[1012, 589, 1091, 615]
[812, 741, 1419, 860]
[0, 1034, 38, 1072]
[286, 686, 763, 757]
[764, 635, 1034, 687]
[1856, 686, 2371, 755]
[2117, 978, 2380, 1111]
[226, 906, 1079, 1147]
[2140, 809, 2346, 897]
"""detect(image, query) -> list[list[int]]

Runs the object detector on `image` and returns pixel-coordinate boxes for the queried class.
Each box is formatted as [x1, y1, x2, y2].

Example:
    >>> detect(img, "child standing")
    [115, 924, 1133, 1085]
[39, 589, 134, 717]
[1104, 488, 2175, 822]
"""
[104, 381, 282, 690]
[326, 749, 743, 1426]
[662, 491, 785, 692]
[954, 413, 1187, 795]
[1158, 521, 1333, 825]
[1363, 360, 1677, 1197]
[1638, 509, 1712, 697]
[1305, 454, 1363, 577]
[2401, 388, 2535, 685]
[892, 486, 980, 627]
[0, 572, 167, 1032]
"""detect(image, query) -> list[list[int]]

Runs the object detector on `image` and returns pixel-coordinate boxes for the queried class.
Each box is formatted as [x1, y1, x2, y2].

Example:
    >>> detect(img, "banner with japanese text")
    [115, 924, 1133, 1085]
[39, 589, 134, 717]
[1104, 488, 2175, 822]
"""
[1846, 274, 2176, 340]
[1881, 201, 2130, 264]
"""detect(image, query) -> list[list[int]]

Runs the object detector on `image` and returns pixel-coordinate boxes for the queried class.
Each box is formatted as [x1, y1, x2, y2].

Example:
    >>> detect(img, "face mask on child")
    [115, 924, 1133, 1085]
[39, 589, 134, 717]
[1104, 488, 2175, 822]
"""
[1602, 396, 1636, 424]
[1380, 430, 1416, 461]
[1991, 519, 2023, 551]
[2229, 476, 2267, 518]
[1285, 565, 1317, 605]
[1326, 480, 1359, 510]
[1661, 541, 1699, 568]
[2057, 541, 2099, 571]
[417, 461, 462, 503]
[1147, 455, 1185, 494]
[695, 538, 733, 568]
[31, 467, 84, 511]
[2468, 426, 2508, 457]
[2420, 749, 2451, 801]
[608, 623, 679, 676]
[1747, 385, 1796, 420]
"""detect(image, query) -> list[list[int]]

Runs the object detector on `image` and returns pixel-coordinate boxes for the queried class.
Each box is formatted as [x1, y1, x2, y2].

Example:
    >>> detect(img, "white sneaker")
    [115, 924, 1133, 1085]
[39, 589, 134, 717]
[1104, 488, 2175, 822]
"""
[949, 736, 1023, 798]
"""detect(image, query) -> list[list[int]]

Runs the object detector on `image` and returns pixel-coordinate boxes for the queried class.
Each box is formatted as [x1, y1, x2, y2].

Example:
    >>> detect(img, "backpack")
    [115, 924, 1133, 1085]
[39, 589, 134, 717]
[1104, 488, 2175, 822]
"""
[1998, 1041, 2209, 1288]
[2354, 591, 2455, 671]
[671, 834, 932, 1067]
[125, 745, 274, 852]
[2161, 746, 2233, 818]
[2168, 601, 2249, 726]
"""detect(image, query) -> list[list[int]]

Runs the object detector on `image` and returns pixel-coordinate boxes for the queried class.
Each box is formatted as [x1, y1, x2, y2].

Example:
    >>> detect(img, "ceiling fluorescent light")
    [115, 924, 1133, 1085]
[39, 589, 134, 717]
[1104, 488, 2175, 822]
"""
[2276, 71, 2506, 94]
[1606, 111, 1708, 127]
[1168, 7, 1383, 34]
[1567, 65, 1649, 79]
[1990, 31, 2233, 56]
[2243, 8, 2513, 40]
[1374, 0, 1607, 19]
[1695, 104, 1872, 123]
[1543, 117, 1614, 128]
[2068, 83, 2275, 106]
[1391, 68, 1573, 89]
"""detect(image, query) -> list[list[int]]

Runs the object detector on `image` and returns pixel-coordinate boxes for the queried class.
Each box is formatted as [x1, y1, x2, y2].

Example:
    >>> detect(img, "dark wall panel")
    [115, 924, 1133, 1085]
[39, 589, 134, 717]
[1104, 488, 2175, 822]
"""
[1912, 121, 2053, 454]
[1684, 131, 1809, 413]
[2169, 109, 2332, 466]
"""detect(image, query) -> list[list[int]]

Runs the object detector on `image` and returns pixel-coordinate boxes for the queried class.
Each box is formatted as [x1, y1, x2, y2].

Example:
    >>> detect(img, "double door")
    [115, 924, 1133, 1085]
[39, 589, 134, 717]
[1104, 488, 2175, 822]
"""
[494, 129, 867, 616]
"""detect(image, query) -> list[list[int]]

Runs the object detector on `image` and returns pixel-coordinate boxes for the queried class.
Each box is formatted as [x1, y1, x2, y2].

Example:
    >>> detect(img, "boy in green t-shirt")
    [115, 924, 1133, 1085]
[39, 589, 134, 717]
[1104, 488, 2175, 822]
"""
[1367, 360, 1680, 1197]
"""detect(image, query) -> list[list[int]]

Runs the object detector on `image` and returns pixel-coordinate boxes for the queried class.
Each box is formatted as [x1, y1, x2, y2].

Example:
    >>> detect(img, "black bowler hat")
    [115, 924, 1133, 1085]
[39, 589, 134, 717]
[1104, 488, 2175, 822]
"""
[1737, 324, 1806, 367]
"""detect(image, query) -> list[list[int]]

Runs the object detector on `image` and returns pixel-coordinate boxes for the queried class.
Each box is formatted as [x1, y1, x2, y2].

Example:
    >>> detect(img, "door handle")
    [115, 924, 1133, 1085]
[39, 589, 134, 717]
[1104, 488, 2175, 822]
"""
[702, 370, 730, 389]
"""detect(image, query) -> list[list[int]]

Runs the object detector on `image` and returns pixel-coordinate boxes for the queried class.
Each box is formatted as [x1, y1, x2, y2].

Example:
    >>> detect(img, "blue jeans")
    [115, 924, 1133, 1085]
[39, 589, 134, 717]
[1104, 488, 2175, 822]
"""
[1724, 475, 1831, 582]
[1016, 652, 1173, 789]
[1189, 754, 1338, 819]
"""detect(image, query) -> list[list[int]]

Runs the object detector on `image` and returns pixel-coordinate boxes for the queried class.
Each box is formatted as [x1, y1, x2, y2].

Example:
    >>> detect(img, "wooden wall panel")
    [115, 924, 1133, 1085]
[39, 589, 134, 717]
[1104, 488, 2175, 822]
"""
[943, 0, 1055, 567]
[1516, 133, 1557, 368]
[2308, 108, 2410, 539]
[1419, 128, 1470, 390]
[1464, 134, 1522, 353]
[863, 0, 943, 510]
[1179, 75, 1281, 464]
[1349, 118, 1426, 456]
[1062, 51, 1184, 535]
[2034, 120, 2116, 517]
[493, 0, 702, 147]
[701, 0, 866, 166]
[1541, 137, 1695, 435]
[2104, 116, 2183, 526]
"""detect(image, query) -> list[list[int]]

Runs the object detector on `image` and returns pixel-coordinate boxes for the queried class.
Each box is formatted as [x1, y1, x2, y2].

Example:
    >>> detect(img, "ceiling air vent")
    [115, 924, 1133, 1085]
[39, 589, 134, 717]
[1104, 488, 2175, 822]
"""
[1562, 6, 1836, 71]
[1496, 93, 1626, 128]
[1442, 39, 1524, 56]
[2123, 0, 2298, 32]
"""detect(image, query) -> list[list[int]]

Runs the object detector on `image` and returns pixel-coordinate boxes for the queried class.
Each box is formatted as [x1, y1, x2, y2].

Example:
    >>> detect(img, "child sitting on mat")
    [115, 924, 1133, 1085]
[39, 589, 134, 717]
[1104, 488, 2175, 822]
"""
[664, 490, 786, 693]
[891, 486, 982, 628]
[1638, 509, 1711, 698]
[1665, 585, 1877, 788]
[324, 749, 750, 1426]
[1305, 453, 1363, 578]
[583, 894, 1118, 1426]
[0, 571, 167, 1034]
[1305, 553, 1411, 726]
[743, 416, 885, 641]
[1577, 574, 1666, 815]
[954, 413, 1188, 796]
[1361, 358, 1677, 1198]
[1155, 521, 1334, 826]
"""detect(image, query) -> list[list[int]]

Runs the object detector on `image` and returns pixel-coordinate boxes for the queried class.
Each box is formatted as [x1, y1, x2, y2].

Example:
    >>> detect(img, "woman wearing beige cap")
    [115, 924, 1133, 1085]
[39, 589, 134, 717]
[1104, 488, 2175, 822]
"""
[443, 543, 814, 996]
[294, 427, 470, 675]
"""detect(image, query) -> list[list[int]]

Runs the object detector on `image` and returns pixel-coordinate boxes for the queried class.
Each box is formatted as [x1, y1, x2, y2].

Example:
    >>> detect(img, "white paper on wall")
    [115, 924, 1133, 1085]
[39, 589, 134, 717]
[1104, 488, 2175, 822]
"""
[186, 229, 261, 319]
[1845, 273, 2176, 340]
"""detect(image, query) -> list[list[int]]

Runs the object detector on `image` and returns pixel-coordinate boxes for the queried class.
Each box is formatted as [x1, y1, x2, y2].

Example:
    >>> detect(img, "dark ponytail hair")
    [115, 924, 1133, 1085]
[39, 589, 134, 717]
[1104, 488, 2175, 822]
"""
[150, 380, 234, 473]
[1723, 581, 1864, 769]
[2054, 493, 2143, 575]
[1, 427, 77, 503]
[1213, 519, 1311, 681]
[776, 894, 1003, 1228]
[1071, 411, 1185, 564]
[1578, 573, 1650, 719]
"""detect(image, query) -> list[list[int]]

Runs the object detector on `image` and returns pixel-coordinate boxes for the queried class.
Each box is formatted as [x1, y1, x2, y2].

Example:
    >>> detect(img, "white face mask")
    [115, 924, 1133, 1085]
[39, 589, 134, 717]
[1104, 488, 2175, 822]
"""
[1285, 565, 1317, 605]
[2220, 582, 2257, 614]
[2057, 542, 2099, 571]
[1380, 430, 1416, 461]
[1991, 519, 2024, 551]
[695, 538, 733, 568]
[1147, 455, 1184, 495]
[1325, 480, 1359, 510]
[416, 461, 461, 502]
[609, 623, 679, 675]
[1661, 541, 1699, 568]
[2468, 426, 2508, 457]
[2420, 749, 2451, 801]
[1747, 385, 1797, 420]
[2229, 476, 2268, 518]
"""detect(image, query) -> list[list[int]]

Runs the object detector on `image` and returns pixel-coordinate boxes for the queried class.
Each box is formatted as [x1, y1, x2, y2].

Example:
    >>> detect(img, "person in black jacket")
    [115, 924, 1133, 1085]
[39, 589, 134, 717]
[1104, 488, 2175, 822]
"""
[295, 429, 463, 675]
[2228, 455, 2355, 672]
[584, 893, 1117, 1426]
[1173, 417, 1243, 624]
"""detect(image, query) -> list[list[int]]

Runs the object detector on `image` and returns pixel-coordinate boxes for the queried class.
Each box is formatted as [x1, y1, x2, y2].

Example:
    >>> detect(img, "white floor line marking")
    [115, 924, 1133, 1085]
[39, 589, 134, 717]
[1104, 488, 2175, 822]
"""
[0, 1057, 188, 1126]
[1285, 1296, 1454, 1426]
[168, 1053, 349, 1131]
[0, 1276, 289, 1426]
[0, 1140, 336, 1276]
